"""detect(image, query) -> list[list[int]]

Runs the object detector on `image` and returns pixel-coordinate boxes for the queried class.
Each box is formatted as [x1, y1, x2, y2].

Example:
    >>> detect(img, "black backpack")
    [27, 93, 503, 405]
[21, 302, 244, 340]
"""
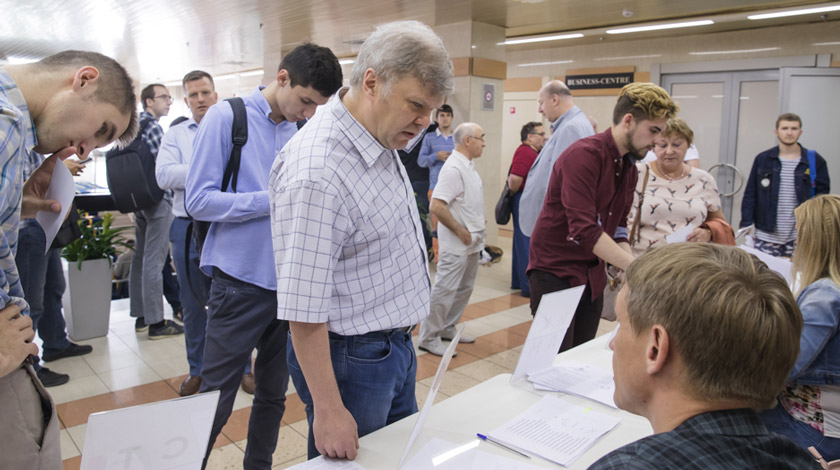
[105, 116, 165, 213]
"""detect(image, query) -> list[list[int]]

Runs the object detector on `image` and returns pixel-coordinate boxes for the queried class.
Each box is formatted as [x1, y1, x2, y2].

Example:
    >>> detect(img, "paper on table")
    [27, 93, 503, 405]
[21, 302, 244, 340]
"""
[397, 324, 464, 469]
[81, 391, 220, 470]
[34, 158, 75, 254]
[528, 360, 617, 408]
[287, 456, 368, 469]
[665, 225, 693, 244]
[511, 286, 585, 383]
[402, 438, 544, 470]
[489, 395, 620, 467]
[471, 449, 547, 470]
[739, 245, 793, 286]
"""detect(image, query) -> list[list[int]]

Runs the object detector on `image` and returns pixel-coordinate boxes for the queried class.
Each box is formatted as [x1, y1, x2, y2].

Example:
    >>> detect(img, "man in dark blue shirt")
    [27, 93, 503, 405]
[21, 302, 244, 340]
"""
[590, 243, 819, 470]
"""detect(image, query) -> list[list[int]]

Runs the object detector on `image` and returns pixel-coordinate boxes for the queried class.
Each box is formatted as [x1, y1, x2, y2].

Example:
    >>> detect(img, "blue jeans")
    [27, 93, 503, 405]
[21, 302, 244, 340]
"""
[170, 218, 211, 376]
[511, 191, 530, 296]
[199, 271, 287, 470]
[288, 328, 418, 459]
[761, 401, 840, 460]
[15, 222, 71, 368]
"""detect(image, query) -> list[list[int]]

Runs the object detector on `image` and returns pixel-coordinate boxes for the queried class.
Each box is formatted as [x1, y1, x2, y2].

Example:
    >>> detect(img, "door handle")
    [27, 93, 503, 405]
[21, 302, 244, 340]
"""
[706, 163, 744, 197]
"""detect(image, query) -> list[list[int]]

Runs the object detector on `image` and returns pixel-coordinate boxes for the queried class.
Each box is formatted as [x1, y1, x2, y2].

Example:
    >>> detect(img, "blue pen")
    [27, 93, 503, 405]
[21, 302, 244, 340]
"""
[476, 433, 531, 459]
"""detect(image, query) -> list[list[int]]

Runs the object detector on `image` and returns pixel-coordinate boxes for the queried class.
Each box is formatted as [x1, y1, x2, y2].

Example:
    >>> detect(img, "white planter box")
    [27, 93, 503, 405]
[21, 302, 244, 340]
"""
[62, 258, 112, 341]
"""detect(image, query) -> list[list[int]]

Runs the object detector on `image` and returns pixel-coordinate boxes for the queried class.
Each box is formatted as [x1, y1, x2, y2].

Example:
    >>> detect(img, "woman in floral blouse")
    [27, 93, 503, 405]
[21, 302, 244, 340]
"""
[626, 118, 728, 256]
[761, 194, 840, 460]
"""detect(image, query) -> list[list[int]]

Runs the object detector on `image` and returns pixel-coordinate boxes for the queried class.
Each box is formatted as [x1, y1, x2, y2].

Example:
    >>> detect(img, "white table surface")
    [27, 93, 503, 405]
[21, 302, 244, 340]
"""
[352, 332, 653, 469]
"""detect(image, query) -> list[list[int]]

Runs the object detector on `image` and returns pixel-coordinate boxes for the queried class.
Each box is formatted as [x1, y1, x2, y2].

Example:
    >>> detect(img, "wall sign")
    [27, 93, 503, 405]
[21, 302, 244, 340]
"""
[566, 72, 635, 91]
[482, 83, 495, 111]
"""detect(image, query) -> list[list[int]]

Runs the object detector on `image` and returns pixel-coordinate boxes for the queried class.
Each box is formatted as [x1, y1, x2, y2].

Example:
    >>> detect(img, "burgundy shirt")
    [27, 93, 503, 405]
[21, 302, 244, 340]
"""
[510, 143, 539, 191]
[527, 129, 638, 300]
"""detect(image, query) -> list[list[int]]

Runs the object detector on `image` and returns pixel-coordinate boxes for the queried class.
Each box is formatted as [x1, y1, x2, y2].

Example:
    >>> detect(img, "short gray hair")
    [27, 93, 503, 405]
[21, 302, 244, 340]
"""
[541, 80, 571, 99]
[453, 122, 480, 145]
[350, 21, 454, 98]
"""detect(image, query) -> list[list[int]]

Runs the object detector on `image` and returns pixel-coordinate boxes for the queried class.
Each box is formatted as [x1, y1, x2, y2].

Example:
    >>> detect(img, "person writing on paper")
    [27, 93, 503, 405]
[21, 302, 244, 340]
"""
[760, 195, 840, 460]
[589, 243, 818, 469]
[625, 118, 730, 256]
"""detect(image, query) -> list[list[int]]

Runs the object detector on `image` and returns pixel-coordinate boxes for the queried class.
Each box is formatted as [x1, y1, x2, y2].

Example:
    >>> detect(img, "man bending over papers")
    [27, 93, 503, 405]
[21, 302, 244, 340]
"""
[589, 243, 819, 469]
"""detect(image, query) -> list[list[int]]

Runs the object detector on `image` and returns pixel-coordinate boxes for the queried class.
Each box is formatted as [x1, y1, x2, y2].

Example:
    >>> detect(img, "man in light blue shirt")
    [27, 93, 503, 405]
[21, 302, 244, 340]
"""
[518, 81, 594, 236]
[157, 70, 255, 398]
[418, 104, 454, 261]
[185, 44, 342, 470]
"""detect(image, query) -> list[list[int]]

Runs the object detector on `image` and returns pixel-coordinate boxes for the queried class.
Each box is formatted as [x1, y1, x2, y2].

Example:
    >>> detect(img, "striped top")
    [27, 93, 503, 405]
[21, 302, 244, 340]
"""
[0, 70, 35, 315]
[756, 159, 798, 244]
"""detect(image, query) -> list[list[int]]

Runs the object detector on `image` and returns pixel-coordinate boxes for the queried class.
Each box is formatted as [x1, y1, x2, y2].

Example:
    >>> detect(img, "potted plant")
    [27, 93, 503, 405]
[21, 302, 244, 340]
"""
[61, 212, 132, 341]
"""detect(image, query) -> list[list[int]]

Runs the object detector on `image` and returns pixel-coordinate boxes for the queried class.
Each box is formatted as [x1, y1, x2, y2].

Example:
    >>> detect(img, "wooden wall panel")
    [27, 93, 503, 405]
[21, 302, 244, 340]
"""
[504, 77, 542, 92]
[472, 58, 507, 80]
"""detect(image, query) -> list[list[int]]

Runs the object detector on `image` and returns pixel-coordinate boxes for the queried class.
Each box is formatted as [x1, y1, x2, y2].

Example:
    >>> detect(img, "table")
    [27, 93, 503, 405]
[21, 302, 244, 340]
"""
[352, 333, 653, 469]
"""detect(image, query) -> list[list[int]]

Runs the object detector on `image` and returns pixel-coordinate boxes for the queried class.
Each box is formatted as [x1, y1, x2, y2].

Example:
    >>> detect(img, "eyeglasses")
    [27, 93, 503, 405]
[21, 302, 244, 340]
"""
[154, 94, 173, 103]
[470, 135, 485, 142]
[530, 132, 545, 136]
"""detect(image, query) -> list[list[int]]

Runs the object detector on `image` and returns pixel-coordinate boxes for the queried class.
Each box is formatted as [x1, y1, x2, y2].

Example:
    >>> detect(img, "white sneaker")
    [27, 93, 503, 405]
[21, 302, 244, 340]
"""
[418, 339, 456, 357]
[441, 331, 476, 343]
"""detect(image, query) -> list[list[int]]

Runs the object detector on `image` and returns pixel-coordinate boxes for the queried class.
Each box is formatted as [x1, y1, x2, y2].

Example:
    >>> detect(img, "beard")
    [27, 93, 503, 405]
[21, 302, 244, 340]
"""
[625, 134, 648, 161]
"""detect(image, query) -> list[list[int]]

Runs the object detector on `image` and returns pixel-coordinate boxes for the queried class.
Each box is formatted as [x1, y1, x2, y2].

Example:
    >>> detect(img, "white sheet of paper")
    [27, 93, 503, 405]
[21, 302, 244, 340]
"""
[528, 360, 617, 408]
[511, 286, 585, 383]
[471, 449, 547, 470]
[81, 391, 220, 470]
[397, 324, 464, 468]
[489, 395, 620, 467]
[287, 456, 368, 469]
[35, 158, 75, 253]
[665, 225, 693, 244]
[739, 245, 793, 286]
[402, 438, 544, 470]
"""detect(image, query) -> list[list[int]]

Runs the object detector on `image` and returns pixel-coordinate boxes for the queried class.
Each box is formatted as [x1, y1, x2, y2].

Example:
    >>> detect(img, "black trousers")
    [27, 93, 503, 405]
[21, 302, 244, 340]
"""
[528, 270, 603, 353]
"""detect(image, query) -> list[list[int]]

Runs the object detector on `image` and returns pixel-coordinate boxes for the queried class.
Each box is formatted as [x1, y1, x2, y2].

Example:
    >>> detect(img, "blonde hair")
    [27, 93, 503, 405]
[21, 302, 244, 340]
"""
[612, 82, 679, 125]
[624, 243, 802, 408]
[662, 118, 694, 147]
[793, 194, 840, 291]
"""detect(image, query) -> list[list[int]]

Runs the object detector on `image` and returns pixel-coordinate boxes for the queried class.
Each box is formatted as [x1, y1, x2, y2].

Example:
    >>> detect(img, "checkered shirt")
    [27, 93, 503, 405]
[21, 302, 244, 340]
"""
[0, 70, 36, 315]
[269, 89, 431, 335]
[138, 110, 164, 156]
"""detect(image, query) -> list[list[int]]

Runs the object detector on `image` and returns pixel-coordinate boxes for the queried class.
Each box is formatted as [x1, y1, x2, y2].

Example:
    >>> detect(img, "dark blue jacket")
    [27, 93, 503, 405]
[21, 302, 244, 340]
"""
[739, 145, 830, 230]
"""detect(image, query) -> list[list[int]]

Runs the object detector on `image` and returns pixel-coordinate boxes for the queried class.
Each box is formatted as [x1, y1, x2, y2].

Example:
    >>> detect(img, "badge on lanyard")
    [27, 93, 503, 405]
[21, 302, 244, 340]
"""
[761, 178, 770, 188]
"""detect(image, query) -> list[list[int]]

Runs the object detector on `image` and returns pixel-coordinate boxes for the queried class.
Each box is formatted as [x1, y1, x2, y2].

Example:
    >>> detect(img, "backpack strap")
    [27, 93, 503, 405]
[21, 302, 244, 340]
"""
[222, 97, 248, 193]
[169, 116, 189, 127]
[808, 149, 817, 198]
[296, 119, 306, 130]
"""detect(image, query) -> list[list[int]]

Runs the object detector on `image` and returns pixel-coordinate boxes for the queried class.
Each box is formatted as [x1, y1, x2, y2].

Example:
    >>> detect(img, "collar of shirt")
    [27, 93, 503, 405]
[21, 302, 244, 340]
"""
[435, 128, 453, 139]
[139, 110, 155, 122]
[332, 88, 390, 169]
[447, 149, 474, 171]
[0, 70, 37, 153]
[550, 105, 582, 133]
[249, 86, 278, 123]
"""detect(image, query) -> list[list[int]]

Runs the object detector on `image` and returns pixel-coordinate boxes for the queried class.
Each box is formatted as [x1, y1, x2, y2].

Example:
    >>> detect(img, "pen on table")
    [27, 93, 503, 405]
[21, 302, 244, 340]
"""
[476, 433, 531, 459]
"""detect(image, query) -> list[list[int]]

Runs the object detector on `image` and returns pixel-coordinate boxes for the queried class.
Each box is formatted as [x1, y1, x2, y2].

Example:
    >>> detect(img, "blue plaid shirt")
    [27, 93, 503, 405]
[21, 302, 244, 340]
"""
[138, 110, 164, 156]
[0, 70, 36, 315]
[588, 409, 820, 469]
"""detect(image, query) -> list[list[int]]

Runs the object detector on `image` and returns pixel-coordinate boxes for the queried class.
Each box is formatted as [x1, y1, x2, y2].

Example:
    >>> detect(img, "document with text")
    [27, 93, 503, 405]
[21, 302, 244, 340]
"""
[489, 395, 620, 467]
[528, 360, 617, 408]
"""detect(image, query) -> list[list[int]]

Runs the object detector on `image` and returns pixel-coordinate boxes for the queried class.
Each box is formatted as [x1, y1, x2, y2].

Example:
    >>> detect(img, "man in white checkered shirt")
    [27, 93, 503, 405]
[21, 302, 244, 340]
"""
[269, 20, 454, 461]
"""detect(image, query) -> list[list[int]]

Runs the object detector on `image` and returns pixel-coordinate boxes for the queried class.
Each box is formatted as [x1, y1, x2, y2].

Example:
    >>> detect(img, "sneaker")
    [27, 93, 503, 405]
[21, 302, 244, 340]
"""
[240, 373, 255, 395]
[418, 340, 457, 357]
[135, 317, 148, 332]
[36, 367, 70, 387]
[42, 342, 93, 362]
[148, 320, 184, 340]
[441, 331, 476, 344]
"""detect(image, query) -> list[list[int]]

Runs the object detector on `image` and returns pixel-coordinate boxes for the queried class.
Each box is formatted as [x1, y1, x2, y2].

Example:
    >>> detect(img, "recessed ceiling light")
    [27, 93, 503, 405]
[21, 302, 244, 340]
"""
[689, 47, 779, 55]
[517, 60, 575, 67]
[813, 41, 840, 46]
[593, 54, 663, 61]
[606, 20, 713, 34]
[748, 5, 840, 20]
[500, 33, 583, 45]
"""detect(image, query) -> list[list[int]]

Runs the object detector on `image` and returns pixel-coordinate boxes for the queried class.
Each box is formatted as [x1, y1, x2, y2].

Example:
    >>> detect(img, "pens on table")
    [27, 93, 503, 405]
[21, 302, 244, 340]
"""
[476, 433, 531, 459]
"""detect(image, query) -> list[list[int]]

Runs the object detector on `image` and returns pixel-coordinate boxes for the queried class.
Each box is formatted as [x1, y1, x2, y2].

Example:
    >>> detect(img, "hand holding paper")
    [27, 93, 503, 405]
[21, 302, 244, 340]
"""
[34, 152, 76, 253]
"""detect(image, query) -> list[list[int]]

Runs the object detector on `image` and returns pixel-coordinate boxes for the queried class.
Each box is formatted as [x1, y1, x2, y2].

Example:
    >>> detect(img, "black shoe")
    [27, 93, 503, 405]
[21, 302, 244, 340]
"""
[135, 317, 148, 332]
[36, 367, 70, 387]
[42, 342, 93, 362]
[149, 320, 184, 340]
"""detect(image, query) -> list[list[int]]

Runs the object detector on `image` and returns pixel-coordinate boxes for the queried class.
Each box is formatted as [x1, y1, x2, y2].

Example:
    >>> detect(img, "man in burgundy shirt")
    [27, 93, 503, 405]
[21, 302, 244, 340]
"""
[528, 83, 677, 351]
[508, 121, 544, 297]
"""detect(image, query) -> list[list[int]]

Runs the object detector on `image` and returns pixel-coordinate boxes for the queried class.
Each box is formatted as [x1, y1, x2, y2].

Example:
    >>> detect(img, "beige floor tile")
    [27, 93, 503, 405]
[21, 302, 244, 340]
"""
[232, 426, 308, 467]
[453, 359, 512, 382]
[288, 420, 309, 439]
[484, 349, 522, 371]
[45, 356, 96, 380]
[419, 370, 480, 397]
[49, 375, 110, 405]
[82, 348, 147, 375]
[66, 423, 87, 452]
[414, 380, 450, 411]
[145, 355, 191, 381]
[205, 442, 246, 470]
[231, 388, 254, 411]
[98, 364, 162, 392]
[274, 455, 308, 468]
[60, 429, 80, 459]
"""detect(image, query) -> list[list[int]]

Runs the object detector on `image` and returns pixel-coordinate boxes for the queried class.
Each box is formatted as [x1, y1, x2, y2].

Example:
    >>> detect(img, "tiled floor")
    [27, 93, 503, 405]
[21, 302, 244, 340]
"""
[46, 235, 616, 469]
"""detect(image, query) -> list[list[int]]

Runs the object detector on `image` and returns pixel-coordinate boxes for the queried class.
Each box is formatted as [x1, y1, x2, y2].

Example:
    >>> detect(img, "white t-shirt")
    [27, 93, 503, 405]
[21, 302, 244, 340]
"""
[432, 150, 486, 256]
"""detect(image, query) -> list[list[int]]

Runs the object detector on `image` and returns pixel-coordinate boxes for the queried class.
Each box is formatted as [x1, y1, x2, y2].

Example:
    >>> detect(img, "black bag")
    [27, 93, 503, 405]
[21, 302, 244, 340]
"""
[494, 182, 513, 225]
[50, 203, 82, 249]
[105, 117, 165, 213]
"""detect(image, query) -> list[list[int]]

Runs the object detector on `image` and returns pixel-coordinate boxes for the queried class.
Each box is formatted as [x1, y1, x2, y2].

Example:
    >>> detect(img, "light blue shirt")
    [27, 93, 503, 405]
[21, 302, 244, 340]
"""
[185, 87, 298, 290]
[517, 105, 594, 236]
[417, 128, 454, 189]
[156, 117, 198, 218]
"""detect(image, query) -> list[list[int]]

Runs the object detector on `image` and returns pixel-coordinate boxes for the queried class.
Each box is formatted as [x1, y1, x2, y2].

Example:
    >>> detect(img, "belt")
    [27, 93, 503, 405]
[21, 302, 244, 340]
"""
[329, 325, 414, 340]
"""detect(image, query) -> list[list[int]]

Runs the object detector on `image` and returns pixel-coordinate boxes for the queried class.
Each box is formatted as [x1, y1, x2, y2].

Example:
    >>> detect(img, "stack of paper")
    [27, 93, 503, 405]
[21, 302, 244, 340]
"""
[489, 395, 621, 467]
[528, 360, 617, 408]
